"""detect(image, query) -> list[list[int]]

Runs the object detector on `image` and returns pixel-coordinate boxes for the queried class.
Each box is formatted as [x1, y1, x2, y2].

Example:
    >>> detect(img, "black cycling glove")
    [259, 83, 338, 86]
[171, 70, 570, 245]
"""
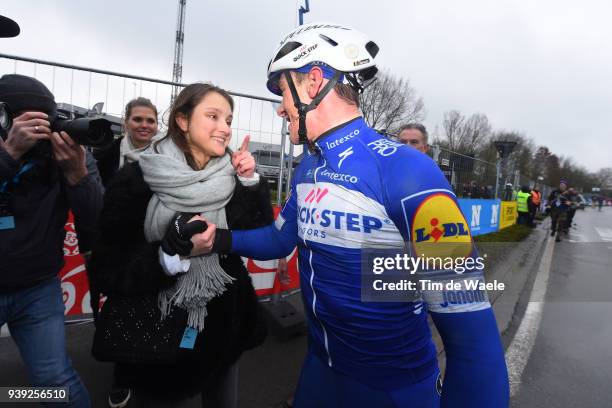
[161, 213, 208, 256]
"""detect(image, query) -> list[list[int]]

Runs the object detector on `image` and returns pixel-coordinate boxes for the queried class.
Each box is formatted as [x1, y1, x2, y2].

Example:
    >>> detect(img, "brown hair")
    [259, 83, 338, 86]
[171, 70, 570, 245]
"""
[124, 97, 158, 120]
[293, 72, 359, 107]
[157, 83, 234, 170]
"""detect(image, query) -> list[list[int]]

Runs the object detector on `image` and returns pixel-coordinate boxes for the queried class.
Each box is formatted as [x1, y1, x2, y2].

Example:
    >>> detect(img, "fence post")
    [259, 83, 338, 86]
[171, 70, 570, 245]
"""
[277, 118, 288, 207]
[495, 158, 501, 199]
[284, 122, 294, 199]
[432, 144, 440, 162]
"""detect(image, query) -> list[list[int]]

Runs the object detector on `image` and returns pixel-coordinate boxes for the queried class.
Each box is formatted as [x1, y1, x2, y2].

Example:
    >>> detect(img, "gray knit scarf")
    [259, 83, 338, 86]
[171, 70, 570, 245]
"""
[140, 137, 236, 332]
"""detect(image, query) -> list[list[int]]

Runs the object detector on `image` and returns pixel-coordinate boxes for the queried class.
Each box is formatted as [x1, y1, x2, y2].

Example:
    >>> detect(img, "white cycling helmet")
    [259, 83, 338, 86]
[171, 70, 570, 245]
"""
[266, 22, 379, 96]
[266, 23, 379, 144]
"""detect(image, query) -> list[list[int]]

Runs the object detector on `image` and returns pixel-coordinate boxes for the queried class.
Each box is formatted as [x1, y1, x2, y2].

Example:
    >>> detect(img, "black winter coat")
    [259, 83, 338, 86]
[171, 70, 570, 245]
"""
[92, 137, 121, 189]
[88, 162, 272, 399]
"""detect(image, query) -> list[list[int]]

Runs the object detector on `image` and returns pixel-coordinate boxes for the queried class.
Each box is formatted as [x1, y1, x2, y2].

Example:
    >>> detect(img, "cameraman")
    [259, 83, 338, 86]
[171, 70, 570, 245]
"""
[0, 74, 101, 407]
[547, 179, 570, 242]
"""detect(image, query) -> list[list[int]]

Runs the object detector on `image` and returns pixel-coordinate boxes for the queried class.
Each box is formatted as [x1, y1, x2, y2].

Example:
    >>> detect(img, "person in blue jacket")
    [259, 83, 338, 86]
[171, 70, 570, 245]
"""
[205, 23, 509, 407]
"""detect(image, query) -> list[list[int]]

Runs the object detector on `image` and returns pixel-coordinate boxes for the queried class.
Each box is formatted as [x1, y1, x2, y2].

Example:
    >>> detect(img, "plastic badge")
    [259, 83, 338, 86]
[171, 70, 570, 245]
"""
[0, 216, 15, 230]
[179, 326, 197, 349]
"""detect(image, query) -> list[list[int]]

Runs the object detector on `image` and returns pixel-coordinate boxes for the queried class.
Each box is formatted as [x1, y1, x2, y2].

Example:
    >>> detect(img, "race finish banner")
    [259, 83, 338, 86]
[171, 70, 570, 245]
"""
[59, 210, 300, 318]
[457, 199, 501, 236]
[499, 201, 518, 229]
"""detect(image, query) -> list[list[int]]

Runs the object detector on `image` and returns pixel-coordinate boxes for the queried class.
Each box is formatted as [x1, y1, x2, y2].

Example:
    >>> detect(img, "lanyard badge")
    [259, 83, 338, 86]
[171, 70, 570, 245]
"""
[0, 161, 36, 231]
[0, 192, 14, 230]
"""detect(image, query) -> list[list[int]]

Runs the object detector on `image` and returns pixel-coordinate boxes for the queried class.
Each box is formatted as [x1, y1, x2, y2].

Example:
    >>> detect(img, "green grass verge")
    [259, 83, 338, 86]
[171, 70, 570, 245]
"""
[269, 190, 287, 205]
[474, 224, 533, 243]
[475, 224, 534, 274]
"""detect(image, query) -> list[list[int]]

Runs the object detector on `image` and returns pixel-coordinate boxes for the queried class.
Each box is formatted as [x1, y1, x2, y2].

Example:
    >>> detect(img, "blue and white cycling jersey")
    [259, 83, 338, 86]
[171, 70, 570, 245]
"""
[231, 117, 508, 405]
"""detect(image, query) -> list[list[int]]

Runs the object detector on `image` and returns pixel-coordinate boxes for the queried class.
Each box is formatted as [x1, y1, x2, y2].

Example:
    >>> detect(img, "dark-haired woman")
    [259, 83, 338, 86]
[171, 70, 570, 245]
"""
[89, 83, 270, 407]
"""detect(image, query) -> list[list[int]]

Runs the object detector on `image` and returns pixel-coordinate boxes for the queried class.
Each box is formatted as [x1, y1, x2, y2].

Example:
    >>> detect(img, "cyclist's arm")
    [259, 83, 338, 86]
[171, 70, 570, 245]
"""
[214, 184, 298, 260]
[384, 152, 509, 407]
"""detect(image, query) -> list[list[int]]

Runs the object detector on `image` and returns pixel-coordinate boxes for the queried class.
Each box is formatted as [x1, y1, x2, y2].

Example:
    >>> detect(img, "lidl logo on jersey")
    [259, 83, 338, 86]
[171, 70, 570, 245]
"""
[296, 183, 404, 249]
[409, 193, 472, 258]
[414, 217, 469, 243]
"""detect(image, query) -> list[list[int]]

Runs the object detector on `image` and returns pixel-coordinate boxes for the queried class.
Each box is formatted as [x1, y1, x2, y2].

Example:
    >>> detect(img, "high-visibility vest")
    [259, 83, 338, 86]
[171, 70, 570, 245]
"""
[531, 191, 541, 206]
[517, 191, 530, 213]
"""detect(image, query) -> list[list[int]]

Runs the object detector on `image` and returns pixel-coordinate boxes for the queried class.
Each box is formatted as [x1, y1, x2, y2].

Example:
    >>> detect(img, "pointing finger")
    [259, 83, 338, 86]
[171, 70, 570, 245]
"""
[239, 135, 250, 153]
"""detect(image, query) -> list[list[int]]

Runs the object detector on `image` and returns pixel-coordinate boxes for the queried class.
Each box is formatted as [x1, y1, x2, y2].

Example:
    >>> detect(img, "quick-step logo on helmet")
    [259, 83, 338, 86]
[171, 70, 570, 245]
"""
[293, 44, 318, 62]
[411, 193, 472, 258]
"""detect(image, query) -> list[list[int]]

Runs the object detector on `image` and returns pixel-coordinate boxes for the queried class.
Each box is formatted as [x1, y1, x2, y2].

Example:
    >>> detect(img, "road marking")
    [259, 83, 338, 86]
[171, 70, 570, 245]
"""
[595, 227, 612, 242]
[505, 236, 555, 397]
[0, 324, 8, 338]
[567, 233, 587, 243]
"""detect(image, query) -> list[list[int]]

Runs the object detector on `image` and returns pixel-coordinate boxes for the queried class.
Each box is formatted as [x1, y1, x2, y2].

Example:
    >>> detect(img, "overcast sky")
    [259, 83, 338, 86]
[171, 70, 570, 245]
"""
[1, 0, 610, 171]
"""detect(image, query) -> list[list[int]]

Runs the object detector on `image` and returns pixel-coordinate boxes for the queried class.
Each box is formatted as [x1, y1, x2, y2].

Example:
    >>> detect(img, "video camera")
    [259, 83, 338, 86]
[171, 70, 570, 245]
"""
[0, 101, 113, 148]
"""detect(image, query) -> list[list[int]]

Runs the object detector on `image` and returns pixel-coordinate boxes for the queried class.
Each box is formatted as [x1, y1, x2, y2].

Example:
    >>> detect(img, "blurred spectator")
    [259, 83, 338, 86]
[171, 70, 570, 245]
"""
[397, 123, 430, 154]
[516, 185, 532, 225]
[482, 185, 493, 199]
[566, 187, 581, 228]
[94, 97, 158, 188]
[468, 180, 481, 198]
[530, 185, 542, 225]
[503, 183, 514, 201]
[547, 179, 571, 241]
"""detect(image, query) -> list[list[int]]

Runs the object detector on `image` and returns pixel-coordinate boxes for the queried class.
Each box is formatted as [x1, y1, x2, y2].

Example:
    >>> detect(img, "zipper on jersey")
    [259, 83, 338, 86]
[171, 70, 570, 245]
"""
[307, 154, 332, 367]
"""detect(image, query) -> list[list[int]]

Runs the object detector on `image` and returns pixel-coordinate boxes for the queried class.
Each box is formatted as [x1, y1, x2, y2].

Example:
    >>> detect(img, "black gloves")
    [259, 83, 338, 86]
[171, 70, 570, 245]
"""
[161, 213, 208, 256]
[211, 228, 232, 254]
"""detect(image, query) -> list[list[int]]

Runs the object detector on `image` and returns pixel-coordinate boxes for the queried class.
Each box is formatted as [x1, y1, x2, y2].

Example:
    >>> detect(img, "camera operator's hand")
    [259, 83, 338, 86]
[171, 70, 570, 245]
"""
[50, 131, 87, 186]
[2, 112, 51, 160]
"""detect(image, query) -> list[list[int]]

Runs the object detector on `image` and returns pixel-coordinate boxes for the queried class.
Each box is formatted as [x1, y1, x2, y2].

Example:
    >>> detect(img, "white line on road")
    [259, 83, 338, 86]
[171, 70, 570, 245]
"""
[567, 233, 588, 243]
[595, 227, 612, 242]
[505, 236, 555, 397]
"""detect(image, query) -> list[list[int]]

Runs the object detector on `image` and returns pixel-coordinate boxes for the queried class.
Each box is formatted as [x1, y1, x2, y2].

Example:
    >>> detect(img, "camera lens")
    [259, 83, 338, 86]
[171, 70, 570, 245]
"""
[0, 102, 12, 130]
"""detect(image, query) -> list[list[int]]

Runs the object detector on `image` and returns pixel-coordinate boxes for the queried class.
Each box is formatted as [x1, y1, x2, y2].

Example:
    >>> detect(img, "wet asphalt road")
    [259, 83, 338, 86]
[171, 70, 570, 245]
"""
[512, 207, 612, 408]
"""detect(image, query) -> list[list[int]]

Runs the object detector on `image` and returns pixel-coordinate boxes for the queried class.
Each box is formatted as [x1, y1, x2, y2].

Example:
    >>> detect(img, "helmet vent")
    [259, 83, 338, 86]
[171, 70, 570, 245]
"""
[274, 42, 303, 62]
[318, 34, 338, 46]
[365, 41, 379, 58]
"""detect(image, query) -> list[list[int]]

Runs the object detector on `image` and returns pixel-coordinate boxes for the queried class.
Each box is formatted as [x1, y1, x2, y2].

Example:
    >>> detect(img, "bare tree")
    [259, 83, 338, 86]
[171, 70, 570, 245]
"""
[459, 113, 492, 153]
[596, 168, 612, 189]
[439, 110, 491, 153]
[441, 110, 465, 151]
[532, 146, 552, 181]
[360, 69, 425, 133]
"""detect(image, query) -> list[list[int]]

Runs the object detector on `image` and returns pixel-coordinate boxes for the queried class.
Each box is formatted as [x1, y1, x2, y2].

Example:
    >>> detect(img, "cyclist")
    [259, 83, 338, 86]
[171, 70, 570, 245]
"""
[208, 23, 509, 407]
